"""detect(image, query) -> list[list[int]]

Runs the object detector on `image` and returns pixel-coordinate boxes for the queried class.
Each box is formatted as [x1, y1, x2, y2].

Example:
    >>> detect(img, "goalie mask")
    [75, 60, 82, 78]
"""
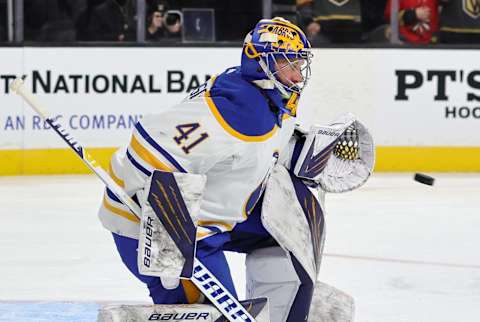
[241, 17, 313, 116]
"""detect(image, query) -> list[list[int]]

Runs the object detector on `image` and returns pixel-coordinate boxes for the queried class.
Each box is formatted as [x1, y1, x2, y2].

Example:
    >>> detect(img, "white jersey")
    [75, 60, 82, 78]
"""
[98, 67, 296, 240]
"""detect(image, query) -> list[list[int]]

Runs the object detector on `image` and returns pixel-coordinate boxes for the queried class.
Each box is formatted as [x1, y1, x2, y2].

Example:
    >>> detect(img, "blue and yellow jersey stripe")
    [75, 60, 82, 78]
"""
[129, 134, 172, 172]
[109, 161, 125, 188]
[242, 182, 265, 219]
[102, 187, 140, 223]
[205, 92, 278, 142]
[135, 123, 187, 173]
[197, 220, 234, 232]
[204, 75, 279, 142]
[195, 220, 236, 241]
[126, 148, 152, 177]
[196, 226, 216, 240]
[124, 122, 188, 178]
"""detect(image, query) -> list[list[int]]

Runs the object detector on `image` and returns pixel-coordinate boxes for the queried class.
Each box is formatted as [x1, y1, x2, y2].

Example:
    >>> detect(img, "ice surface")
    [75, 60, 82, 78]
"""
[0, 174, 479, 321]
[0, 302, 98, 322]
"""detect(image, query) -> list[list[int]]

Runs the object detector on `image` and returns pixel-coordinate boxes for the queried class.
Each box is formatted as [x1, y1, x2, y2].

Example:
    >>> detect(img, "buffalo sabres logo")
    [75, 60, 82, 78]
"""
[464, 0, 480, 19]
[328, 0, 350, 6]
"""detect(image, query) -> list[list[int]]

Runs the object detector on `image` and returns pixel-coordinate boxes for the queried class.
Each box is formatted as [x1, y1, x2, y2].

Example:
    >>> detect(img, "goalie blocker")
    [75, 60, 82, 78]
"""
[138, 170, 206, 285]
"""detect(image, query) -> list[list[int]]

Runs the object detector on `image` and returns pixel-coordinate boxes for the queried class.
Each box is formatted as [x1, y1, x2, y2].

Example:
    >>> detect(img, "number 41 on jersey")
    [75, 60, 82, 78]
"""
[173, 123, 209, 154]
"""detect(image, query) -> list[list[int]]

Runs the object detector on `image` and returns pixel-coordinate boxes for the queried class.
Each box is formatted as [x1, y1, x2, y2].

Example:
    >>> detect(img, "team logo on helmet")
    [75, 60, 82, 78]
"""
[257, 23, 305, 52]
[328, 0, 350, 7]
[464, 0, 480, 18]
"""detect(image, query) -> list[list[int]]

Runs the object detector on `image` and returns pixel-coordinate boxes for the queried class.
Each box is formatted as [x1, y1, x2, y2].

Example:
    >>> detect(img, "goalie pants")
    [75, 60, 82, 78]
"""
[112, 196, 314, 321]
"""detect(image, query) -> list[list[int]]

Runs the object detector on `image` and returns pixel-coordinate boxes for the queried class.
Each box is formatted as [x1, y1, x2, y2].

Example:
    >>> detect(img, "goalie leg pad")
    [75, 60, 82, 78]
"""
[98, 304, 216, 322]
[308, 282, 355, 322]
[261, 164, 326, 282]
[246, 246, 314, 322]
[98, 298, 270, 322]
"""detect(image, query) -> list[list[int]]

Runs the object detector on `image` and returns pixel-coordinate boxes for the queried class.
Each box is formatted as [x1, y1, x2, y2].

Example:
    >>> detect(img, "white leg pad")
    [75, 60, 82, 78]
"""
[308, 282, 355, 322]
[246, 248, 354, 322]
[98, 300, 271, 322]
[246, 246, 300, 322]
[98, 304, 219, 322]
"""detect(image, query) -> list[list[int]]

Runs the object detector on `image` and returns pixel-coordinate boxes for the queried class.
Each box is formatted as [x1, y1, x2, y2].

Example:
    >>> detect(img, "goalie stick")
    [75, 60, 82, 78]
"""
[10, 78, 258, 322]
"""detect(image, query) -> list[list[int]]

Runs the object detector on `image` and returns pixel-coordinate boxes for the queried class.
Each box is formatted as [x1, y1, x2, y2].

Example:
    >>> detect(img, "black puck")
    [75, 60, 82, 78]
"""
[414, 173, 435, 186]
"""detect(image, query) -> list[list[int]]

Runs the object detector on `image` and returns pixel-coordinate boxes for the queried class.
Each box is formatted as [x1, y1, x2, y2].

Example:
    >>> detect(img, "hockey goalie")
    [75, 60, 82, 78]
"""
[97, 17, 375, 322]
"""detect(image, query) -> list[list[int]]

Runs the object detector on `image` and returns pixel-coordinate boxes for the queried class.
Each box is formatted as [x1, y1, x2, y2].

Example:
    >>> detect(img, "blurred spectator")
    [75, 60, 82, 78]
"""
[146, 0, 168, 41]
[146, 10, 166, 41]
[0, 0, 6, 42]
[146, 0, 181, 41]
[297, 0, 362, 44]
[24, 0, 87, 42]
[146, 9, 181, 41]
[163, 11, 181, 39]
[87, 0, 136, 41]
[439, 0, 480, 43]
[385, 0, 439, 44]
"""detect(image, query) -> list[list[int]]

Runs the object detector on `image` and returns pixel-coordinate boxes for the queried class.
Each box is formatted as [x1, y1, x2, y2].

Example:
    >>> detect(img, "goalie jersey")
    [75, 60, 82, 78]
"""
[98, 67, 296, 240]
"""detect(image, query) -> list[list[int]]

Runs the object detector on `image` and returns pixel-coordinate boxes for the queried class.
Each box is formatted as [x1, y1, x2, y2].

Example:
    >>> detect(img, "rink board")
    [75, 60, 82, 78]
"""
[1, 47, 479, 174]
[2, 146, 480, 175]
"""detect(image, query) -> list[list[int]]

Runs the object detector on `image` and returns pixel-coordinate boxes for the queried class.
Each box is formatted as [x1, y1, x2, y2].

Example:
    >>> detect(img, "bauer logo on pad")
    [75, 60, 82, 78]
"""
[147, 170, 197, 278]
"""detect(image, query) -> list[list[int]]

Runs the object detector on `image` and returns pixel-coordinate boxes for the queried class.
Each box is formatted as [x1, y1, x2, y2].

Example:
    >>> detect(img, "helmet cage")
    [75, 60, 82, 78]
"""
[262, 50, 313, 97]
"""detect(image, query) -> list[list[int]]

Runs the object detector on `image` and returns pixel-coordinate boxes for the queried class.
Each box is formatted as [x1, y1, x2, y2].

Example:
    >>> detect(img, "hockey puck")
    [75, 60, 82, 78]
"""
[414, 173, 435, 186]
